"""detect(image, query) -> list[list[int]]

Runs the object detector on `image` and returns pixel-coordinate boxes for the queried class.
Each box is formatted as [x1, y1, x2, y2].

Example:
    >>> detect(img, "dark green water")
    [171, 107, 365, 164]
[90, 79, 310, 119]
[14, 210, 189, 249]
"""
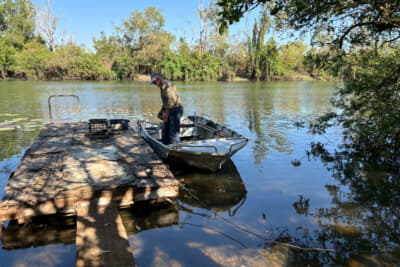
[0, 80, 398, 266]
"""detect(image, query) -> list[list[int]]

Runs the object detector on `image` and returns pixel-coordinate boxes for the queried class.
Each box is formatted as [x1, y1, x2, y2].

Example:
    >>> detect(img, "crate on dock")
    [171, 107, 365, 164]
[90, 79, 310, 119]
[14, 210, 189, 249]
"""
[109, 119, 130, 134]
[89, 119, 109, 137]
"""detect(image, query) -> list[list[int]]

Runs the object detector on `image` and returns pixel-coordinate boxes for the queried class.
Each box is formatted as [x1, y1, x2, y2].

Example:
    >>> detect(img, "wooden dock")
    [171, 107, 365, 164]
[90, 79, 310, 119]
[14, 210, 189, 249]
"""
[0, 122, 179, 267]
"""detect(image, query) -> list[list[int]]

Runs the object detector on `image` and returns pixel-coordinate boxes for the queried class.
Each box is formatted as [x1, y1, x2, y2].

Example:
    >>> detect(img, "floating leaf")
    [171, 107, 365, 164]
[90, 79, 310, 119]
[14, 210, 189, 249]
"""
[23, 122, 38, 126]
[23, 124, 40, 128]
[0, 113, 19, 117]
[0, 127, 16, 131]
[13, 118, 28, 122]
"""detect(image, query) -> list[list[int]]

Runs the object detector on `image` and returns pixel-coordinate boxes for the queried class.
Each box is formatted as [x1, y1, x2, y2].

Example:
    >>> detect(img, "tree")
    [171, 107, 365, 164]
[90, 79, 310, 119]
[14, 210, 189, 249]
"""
[197, 0, 220, 55]
[0, 37, 16, 77]
[36, 0, 66, 52]
[262, 38, 284, 80]
[92, 6, 174, 78]
[217, 0, 400, 167]
[11, 40, 50, 79]
[0, 0, 36, 77]
[279, 41, 307, 73]
[303, 46, 342, 80]
[217, 0, 400, 48]
[0, 0, 36, 48]
[114, 6, 173, 74]
[246, 9, 271, 80]
[93, 31, 119, 71]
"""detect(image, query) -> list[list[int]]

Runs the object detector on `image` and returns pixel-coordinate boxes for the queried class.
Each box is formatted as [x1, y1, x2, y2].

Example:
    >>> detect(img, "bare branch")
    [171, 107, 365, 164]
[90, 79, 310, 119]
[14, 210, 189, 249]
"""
[339, 22, 377, 48]
[36, 0, 67, 52]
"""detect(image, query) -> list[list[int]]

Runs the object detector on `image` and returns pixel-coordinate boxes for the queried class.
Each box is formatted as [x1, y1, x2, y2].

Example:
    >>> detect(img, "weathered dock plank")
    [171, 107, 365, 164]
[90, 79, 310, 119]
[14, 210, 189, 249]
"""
[0, 122, 179, 223]
[76, 200, 136, 267]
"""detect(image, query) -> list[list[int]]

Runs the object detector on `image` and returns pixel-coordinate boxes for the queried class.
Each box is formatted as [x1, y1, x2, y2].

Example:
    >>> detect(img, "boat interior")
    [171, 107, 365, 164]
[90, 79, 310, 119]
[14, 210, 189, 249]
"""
[142, 116, 241, 142]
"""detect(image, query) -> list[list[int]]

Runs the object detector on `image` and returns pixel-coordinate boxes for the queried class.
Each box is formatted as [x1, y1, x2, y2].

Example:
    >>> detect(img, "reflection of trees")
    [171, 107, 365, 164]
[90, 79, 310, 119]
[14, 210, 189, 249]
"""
[245, 85, 294, 165]
[283, 145, 400, 266]
[245, 86, 270, 165]
[0, 130, 38, 161]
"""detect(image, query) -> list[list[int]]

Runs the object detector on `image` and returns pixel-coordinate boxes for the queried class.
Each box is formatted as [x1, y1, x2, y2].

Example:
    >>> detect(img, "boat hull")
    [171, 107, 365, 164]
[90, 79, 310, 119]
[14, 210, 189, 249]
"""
[142, 132, 228, 172]
[168, 150, 229, 172]
[138, 116, 248, 172]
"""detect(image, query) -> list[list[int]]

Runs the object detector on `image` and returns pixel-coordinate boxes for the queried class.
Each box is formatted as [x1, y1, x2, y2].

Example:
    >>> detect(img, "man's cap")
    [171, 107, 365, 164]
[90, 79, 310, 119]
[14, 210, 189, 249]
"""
[150, 72, 162, 84]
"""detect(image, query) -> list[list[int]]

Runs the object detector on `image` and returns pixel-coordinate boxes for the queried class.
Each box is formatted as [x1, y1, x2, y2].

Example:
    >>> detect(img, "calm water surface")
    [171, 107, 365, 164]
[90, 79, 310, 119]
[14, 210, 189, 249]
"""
[0, 81, 398, 266]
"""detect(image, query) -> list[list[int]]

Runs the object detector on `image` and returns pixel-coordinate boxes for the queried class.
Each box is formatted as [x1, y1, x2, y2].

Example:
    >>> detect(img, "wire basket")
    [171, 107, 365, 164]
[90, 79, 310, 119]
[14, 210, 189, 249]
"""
[89, 119, 109, 137]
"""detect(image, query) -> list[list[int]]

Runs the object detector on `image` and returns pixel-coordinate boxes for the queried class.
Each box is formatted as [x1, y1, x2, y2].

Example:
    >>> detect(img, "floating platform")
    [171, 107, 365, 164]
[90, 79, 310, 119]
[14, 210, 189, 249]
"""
[0, 122, 179, 223]
[0, 122, 180, 266]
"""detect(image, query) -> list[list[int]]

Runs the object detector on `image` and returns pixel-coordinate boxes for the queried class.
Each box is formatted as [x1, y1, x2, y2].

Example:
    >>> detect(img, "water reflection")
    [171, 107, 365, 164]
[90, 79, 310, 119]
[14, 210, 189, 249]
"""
[120, 204, 179, 236]
[0, 204, 179, 250]
[1, 216, 76, 250]
[281, 145, 400, 266]
[0, 215, 76, 267]
[125, 161, 265, 267]
[177, 160, 247, 215]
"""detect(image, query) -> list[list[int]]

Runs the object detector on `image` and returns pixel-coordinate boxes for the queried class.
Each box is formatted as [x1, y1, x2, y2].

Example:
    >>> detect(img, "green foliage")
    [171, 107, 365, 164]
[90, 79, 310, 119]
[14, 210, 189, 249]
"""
[46, 44, 113, 80]
[1, 0, 36, 48]
[112, 54, 136, 80]
[0, 37, 16, 77]
[219, 0, 400, 167]
[218, 0, 400, 48]
[217, 0, 268, 34]
[0, 0, 36, 78]
[303, 46, 342, 80]
[115, 6, 173, 74]
[337, 48, 400, 162]
[309, 47, 400, 166]
[159, 47, 224, 81]
[11, 40, 50, 79]
[92, 6, 174, 78]
[279, 41, 307, 72]
[262, 38, 284, 80]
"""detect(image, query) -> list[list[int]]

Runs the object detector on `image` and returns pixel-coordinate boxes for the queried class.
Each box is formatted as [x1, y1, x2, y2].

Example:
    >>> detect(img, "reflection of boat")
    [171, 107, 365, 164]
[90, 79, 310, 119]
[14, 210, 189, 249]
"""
[119, 204, 179, 236]
[137, 115, 248, 172]
[178, 160, 247, 214]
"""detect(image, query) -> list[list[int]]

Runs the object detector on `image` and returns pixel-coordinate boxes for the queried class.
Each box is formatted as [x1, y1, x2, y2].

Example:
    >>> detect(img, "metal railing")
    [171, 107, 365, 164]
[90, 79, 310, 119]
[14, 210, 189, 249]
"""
[48, 95, 81, 122]
[229, 139, 248, 153]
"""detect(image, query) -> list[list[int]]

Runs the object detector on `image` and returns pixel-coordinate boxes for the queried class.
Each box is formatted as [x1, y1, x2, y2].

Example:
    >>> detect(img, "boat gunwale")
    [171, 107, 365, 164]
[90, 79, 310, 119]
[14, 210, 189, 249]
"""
[137, 117, 248, 157]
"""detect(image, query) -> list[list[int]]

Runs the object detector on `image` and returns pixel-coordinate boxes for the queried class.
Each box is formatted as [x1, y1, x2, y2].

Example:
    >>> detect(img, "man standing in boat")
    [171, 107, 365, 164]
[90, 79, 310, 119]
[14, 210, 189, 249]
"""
[150, 72, 183, 145]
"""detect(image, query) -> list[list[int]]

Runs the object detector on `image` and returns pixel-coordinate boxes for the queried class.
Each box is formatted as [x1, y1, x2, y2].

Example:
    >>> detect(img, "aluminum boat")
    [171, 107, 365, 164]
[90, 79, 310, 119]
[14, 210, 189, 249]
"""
[137, 115, 248, 172]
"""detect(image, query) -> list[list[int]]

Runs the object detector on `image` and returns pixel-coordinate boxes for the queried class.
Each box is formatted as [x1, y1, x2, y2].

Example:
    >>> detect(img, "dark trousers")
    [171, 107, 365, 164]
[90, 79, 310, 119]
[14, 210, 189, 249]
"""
[162, 105, 183, 145]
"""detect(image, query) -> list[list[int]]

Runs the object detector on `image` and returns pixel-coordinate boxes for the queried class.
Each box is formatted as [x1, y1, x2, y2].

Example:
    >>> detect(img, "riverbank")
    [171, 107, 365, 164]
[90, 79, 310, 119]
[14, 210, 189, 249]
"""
[0, 72, 337, 82]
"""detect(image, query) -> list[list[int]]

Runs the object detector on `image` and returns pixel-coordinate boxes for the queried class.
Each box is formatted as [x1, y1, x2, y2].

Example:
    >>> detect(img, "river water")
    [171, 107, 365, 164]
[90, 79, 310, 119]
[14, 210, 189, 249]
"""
[0, 80, 398, 266]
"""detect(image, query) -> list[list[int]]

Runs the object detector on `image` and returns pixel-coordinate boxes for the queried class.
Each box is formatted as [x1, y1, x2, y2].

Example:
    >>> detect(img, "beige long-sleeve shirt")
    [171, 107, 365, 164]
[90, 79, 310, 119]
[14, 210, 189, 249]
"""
[160, 80, 181, 110]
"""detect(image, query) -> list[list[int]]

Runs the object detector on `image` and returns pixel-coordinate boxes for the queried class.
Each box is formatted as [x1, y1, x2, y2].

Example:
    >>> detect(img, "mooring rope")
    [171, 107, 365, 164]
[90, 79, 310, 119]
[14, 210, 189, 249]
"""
[178, 182, 336, 253]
